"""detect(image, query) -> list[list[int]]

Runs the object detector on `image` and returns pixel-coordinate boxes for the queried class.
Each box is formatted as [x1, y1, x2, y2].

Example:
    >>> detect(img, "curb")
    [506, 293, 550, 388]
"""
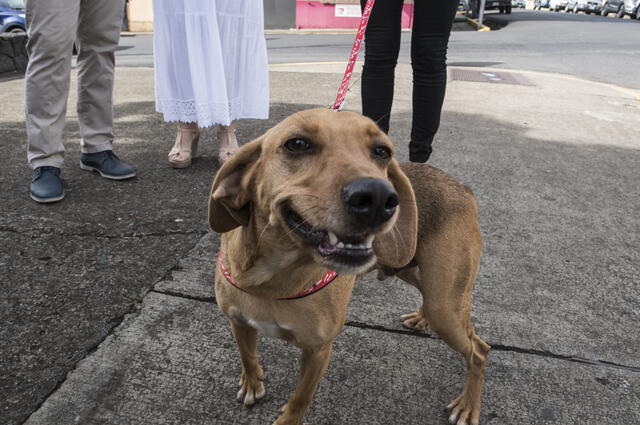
[466, 17, 491, 31]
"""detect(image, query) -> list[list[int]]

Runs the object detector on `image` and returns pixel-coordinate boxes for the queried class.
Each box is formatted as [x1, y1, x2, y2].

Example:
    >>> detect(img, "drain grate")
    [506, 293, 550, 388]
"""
[450, 69, 532, 86]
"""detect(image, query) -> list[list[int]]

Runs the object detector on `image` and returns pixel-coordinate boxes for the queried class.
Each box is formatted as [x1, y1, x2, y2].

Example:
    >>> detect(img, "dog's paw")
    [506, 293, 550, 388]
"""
[446, 393, 480, 425]
[236, 369, 265, 407]
[272, 415, 305, 425]
[272, 415, 302, 425]
[272, 404, 305, 425]
[400, 311, 428, 331]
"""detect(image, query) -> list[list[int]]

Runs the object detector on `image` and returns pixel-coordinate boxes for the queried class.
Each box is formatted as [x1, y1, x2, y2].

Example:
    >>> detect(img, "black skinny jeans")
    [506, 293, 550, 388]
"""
[360, 0, 458, 162]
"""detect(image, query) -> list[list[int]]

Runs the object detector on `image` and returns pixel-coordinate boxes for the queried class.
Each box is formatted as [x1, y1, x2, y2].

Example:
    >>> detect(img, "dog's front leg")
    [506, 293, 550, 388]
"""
[230, 321, 266, 406]
[273, 343, 333, 425]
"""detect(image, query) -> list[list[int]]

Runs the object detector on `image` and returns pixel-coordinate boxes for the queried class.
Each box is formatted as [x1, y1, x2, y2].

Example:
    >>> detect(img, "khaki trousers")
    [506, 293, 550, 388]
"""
[25, 0, 125, 169]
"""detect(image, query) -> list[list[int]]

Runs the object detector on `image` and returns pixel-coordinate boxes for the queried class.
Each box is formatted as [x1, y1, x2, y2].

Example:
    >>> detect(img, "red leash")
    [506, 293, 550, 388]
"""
[331, 0, 376, 111]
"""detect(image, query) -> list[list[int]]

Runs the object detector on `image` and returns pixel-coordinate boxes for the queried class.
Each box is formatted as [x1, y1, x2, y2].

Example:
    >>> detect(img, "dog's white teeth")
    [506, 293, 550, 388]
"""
[365, 235, 375, 248]
[330, 235, 374, 250]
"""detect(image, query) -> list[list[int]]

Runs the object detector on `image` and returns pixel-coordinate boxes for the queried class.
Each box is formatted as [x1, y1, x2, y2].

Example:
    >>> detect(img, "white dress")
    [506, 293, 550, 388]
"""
[153, 0, 269, 127]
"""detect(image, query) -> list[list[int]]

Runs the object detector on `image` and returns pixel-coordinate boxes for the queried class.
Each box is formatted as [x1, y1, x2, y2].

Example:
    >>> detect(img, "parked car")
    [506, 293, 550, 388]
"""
[513, 0, 527, 8]
[534, 0, 552, 9]
[549, 0, 569, 10]
[0, 0, 25, 33]
[566, 0, 603, 13]
[468, 0, 513, 18]
[619, 0, 640, 18]
[600, 0, 625, 16]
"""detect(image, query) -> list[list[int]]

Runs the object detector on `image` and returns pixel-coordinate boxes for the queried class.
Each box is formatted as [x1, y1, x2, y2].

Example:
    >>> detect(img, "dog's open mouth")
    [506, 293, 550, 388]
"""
[282, 206, 375, 268]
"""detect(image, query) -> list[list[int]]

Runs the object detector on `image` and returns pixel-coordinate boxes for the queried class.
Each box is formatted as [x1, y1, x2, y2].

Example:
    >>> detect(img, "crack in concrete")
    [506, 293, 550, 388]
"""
[150, 288, 216, 303]
[142, 287, 640, 375]
[21, 302, 138, 425]
[20, 232, 208, 425]
[488, 342, 640, 373]
[345, 320, 640, 374]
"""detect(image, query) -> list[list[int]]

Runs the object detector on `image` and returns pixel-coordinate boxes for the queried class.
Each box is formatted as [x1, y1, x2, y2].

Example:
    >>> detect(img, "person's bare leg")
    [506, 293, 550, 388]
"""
[217, 122, 239, 165]
[168, 122, 200, 168]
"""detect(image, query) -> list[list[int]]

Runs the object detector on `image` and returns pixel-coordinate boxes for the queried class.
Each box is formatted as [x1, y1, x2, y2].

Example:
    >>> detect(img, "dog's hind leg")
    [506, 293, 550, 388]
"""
[230, 321, 266, 407]
[436, 321, 489, 425]
[273, 343, 333, 425]
[415, 220, 490, 425]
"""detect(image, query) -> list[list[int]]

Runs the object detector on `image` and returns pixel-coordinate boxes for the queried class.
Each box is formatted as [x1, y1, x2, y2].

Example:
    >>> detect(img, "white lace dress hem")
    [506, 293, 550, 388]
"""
[153, 0, 269, 128]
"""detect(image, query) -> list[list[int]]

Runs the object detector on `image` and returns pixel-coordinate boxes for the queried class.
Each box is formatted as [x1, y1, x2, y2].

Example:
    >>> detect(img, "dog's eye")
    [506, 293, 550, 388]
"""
[284, 138, 312, 154]
[373, 146, 392, 159]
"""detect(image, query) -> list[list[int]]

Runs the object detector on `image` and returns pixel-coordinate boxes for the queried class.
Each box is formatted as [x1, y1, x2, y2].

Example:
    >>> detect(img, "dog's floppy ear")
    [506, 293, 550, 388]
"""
[374, 160, 418, 267]
[208, 138, 262, 233]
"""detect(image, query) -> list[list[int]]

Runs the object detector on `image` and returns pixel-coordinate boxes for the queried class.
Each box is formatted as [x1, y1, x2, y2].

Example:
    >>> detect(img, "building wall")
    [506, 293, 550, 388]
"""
[126, 0, 153, 32]
[296, 0, 414, 29]
[123, 0, 411, 31]
[265, 0, 297, 29]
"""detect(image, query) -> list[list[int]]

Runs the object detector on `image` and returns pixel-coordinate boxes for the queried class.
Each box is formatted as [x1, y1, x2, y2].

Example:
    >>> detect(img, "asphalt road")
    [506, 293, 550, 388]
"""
[117, 9, 640, 89]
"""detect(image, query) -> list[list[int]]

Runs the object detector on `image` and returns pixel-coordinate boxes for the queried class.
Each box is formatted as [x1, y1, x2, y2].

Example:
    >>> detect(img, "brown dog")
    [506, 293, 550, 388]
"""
[209, 108, 490, 425]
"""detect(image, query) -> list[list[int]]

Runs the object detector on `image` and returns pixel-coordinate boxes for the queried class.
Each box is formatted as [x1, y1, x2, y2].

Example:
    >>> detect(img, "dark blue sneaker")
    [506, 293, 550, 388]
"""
[30, 166, 65, 203]
[80, 150, 136, 180]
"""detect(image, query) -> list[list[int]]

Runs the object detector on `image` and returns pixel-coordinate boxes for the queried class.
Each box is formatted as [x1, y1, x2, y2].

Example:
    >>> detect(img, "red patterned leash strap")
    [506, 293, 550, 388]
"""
[278, 269, 338, 300]
[330, 0, 376, 112]
[217, 250, 245, 292]
[217, 251, 338, 300]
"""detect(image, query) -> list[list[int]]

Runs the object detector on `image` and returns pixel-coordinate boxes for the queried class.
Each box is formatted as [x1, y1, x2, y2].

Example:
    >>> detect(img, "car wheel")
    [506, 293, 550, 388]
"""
[9, 27, 26, 34]
[499, 6, 505, 13]
[601, 4, 609, 15]
[616, 5, 625, 18]
[506, 5, 512, 13]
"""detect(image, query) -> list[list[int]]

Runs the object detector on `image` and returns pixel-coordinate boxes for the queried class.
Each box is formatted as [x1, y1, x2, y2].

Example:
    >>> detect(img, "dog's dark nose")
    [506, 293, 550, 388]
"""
[342, 178, 399, 228]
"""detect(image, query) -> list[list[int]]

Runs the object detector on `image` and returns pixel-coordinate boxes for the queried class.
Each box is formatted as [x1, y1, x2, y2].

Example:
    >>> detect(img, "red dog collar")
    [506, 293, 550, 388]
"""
[217, 251, 338, 300]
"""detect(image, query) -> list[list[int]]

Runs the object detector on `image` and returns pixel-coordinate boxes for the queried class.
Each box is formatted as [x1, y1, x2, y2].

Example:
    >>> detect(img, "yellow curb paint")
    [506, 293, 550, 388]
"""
[465, 17, 491, 32]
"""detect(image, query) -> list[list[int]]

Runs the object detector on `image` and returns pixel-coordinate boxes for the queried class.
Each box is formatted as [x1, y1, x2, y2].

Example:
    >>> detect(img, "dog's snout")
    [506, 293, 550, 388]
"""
[342, 178, 399, 228]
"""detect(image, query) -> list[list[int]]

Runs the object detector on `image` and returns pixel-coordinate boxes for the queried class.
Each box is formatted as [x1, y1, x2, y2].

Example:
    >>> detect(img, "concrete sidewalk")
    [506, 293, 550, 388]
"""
[1, 64, 639, 425]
